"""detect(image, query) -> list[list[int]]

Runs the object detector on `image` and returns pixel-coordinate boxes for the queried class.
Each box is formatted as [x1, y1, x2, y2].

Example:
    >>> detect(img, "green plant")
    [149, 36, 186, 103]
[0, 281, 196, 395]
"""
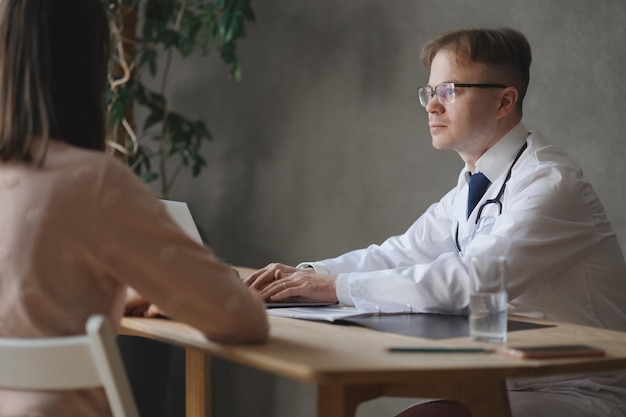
[102, 0, 254, 198]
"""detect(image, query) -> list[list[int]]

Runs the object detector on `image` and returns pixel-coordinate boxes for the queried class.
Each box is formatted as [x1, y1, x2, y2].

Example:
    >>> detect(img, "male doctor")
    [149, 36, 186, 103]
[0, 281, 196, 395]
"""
[246, 27, 626, 417]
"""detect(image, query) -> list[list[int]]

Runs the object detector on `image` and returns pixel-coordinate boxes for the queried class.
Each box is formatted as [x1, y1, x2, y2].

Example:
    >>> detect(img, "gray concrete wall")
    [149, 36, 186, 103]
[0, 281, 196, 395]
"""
[147, 1, 626, 415]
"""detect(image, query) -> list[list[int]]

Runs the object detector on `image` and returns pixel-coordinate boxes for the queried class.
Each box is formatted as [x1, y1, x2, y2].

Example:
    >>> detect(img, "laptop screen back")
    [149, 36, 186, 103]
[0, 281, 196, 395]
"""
[160, 199, 203, 244]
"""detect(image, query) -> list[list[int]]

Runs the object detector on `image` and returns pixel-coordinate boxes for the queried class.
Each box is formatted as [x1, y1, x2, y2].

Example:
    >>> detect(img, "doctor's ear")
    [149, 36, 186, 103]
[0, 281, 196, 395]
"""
[496, 87, 519, 119]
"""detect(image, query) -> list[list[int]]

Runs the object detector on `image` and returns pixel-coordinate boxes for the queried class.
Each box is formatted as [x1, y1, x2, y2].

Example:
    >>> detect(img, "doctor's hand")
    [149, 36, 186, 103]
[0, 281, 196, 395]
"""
[254, 267, 339, 303]
[244, 263, 300, 291]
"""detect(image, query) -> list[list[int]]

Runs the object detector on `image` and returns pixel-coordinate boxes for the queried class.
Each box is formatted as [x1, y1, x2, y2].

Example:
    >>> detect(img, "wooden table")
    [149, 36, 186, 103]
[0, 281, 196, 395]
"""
[120, 314, 626, 417]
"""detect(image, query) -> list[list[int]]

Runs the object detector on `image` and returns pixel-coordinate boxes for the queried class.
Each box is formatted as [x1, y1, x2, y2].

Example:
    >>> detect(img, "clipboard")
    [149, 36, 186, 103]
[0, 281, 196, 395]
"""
[343, 313, 554, 339]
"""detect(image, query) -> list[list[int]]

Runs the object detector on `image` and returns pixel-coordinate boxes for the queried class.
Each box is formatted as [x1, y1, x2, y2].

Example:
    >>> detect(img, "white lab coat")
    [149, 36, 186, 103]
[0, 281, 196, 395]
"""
[300, 122, 626, 416]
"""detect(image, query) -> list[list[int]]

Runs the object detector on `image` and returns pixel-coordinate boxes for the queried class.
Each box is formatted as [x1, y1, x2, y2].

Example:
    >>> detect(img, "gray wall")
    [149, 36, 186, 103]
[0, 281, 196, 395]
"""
[148, 1, 626, 416]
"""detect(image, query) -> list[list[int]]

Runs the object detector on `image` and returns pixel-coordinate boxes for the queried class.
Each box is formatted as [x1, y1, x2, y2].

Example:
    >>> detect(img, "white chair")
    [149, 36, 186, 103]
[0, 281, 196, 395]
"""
[0, 315, 139, 417]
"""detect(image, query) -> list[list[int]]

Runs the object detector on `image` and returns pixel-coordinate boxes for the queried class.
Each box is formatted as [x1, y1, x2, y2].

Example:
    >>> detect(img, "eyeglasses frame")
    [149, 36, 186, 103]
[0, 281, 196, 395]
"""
[418, 83, 508, 107]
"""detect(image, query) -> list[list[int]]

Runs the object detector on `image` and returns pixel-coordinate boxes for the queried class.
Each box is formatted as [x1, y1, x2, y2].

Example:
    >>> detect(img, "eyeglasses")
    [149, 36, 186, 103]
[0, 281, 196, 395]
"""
[417, 83, 507, 107]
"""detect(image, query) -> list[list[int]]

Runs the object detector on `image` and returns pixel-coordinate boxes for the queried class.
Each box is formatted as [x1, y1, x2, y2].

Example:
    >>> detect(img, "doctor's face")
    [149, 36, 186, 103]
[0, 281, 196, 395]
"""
[424, 50, 505, 165]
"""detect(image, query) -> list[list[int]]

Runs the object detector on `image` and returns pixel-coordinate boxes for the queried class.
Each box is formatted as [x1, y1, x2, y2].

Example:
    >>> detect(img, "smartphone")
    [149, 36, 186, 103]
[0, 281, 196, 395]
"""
[501, 344, 605, 359]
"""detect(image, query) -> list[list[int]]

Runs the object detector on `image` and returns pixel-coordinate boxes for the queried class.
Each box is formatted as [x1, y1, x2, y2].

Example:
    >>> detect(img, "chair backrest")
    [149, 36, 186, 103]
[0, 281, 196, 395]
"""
[0, 315, 139, 417]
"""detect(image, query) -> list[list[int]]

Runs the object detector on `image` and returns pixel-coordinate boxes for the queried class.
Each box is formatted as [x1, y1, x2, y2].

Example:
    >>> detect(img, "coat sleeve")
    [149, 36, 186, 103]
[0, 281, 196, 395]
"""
[310, 149, 623, 317]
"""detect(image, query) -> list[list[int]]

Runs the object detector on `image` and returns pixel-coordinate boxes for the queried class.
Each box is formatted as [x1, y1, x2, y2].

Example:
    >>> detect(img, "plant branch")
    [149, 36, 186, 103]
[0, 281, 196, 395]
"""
[109, 22, 133, 90]
[102, 0, 255, 198]
[166, 161, 185, 193]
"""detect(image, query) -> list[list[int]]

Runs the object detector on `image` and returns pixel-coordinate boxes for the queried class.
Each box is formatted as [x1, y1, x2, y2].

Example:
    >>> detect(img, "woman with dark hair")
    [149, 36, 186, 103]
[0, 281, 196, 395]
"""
[0, 1, 268, 416]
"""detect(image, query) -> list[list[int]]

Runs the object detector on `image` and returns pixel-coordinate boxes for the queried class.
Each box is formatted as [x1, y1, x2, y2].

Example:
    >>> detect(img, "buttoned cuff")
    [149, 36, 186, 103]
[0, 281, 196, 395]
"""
[295, 262, 330, 274]
[335, 274, 355, 306]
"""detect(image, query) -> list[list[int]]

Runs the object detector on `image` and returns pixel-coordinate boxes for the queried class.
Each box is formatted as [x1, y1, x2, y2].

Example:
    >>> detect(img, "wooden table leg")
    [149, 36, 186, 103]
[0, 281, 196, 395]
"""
[317, 383, 383, 417]
[185, 348, 211, 417]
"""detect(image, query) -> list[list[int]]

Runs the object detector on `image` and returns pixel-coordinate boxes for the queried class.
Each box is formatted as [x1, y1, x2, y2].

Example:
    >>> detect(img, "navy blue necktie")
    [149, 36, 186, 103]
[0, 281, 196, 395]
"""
[467, 172, 491, 219]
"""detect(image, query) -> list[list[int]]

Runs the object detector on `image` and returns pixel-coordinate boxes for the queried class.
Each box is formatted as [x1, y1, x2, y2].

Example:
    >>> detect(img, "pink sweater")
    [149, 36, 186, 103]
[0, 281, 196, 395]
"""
[0, 140, 268, 417]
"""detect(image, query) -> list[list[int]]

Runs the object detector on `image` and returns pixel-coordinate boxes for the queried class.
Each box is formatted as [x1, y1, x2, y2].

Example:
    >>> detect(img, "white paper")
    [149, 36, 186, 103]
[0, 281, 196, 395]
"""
[267, 305, 399, 322]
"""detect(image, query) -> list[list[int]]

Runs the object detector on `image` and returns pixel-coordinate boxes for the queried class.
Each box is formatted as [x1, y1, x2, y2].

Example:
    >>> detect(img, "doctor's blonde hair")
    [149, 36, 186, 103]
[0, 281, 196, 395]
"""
[421, 27, 532, 109]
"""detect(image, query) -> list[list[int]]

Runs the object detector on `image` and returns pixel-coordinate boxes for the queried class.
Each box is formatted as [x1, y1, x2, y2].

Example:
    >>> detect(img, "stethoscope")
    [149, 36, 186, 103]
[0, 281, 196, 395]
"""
[454, 141, 528, 253]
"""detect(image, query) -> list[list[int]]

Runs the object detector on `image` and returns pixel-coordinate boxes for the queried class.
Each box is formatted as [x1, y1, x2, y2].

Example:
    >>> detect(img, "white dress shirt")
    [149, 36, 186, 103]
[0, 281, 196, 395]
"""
[302, 122, 626, 328]
[299, 122, 626, 416]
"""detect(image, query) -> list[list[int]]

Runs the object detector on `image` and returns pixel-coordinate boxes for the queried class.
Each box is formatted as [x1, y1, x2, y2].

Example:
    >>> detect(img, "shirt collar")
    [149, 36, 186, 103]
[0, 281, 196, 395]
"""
[464, 122, 529, 183]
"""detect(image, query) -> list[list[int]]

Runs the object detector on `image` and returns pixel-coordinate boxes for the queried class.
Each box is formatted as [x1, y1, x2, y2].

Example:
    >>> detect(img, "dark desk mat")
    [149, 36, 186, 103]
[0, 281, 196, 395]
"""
[339, 313, 553, 340]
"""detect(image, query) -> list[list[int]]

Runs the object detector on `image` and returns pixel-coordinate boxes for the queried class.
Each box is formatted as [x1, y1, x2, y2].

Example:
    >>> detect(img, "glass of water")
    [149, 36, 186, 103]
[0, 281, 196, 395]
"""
[468, 256, 508, 343]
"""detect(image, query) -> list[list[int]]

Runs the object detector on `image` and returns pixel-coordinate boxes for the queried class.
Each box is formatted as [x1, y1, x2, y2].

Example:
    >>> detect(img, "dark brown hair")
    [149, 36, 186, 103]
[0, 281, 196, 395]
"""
[0, 0, 110, 164]
[421, 28, 532, 106]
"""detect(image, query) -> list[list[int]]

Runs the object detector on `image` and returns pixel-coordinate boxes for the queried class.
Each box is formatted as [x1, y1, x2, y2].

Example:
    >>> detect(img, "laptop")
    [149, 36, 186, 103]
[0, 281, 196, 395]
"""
[160, 200, 334, 308]
[160, 199, 203, 244]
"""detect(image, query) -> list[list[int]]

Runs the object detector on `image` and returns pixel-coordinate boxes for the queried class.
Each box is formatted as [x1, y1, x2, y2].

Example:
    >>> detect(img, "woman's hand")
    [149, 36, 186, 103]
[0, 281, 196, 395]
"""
[124, 287, 168, 318]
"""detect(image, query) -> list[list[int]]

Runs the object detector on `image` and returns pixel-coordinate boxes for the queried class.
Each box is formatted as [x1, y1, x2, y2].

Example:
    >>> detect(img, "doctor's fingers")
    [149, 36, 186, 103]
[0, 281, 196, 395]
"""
[243, 263, 277, 287]
[261, 276, 306, 300]
[261, 280, 290, 300]
[263, 275, 338, 303]
[244, 263, 296, 290]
